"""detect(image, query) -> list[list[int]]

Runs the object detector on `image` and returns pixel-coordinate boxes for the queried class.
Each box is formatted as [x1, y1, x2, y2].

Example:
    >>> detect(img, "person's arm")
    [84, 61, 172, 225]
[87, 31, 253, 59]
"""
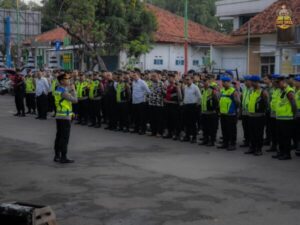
[62, 87, 78, 104]
[287, 92, 297, 117]
[177, 85, 183, 102]
[142, 80, 151, 94]
[195, 85, 201, 104]
[233, 91, 240, 108]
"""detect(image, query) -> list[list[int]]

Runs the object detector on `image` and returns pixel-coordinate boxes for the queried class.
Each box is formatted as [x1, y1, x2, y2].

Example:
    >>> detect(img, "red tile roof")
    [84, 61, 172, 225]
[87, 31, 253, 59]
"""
[146, 4, 243, 45]
[233, 0, 300, 36]
[23, 27, 69, 45]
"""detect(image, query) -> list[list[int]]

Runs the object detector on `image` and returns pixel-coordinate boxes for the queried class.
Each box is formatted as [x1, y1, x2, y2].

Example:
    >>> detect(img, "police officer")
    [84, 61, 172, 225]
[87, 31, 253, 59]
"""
[115, 72, 131, 132]
[199, 77, 219, 147]
[76, 73, 89, 125]
[53, 73, 78, 163]
[88, 72, 104, 128]
[240, 76, 252, 147]
[13, 74, 26, 117]
[273, 76, 297, 160]
[294, 75, 300, 157]
[218, 76, 240, 151]
[245, 75, 268, 156]
[25, 72, 36, 114]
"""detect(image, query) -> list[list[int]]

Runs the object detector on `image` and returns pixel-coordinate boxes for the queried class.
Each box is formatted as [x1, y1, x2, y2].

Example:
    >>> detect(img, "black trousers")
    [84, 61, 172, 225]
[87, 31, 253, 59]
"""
[36, 94, 48, 119]
[165, 103, 181, 136]
[15, 93, 25, 114]
[241, 115, 250, 144]
[107, 99, 117, 129]
[78, 99, 89, 123]
[183, 104, 198, 138]
[132, 103, 147, 132]
[149, 105, 164, 135]
[116, 102, 130, 129]
[249, 116, 265, 150]
[296, 118, 300, 151]
[54, 119, 71, 159]
[202, 113, 218, 143]
[25, 93, 36, 112]
[220, 115, 237, 146]
[89, 99, 102, 125]
[48, 92, 55, 113]
[277, 120, 293, 157]
[265, 112, 271, 142]
[270, 117, 278, 149]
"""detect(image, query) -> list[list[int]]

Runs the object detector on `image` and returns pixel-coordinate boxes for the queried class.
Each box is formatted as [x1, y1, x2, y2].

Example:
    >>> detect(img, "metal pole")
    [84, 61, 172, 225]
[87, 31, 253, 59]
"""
[184, 0, 188, 75]
[247, 21, 250, 74]
[17, 0, 20, 68]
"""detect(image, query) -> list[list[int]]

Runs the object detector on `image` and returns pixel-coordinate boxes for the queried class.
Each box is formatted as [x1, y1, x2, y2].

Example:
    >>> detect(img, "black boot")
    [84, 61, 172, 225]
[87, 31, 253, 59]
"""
[245, 147, 255, 155]
[254, 148, 263, 156]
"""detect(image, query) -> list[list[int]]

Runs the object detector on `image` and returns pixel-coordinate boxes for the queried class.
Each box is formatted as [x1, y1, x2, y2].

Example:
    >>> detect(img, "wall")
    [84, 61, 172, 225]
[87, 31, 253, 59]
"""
[119, 43, 209, 74]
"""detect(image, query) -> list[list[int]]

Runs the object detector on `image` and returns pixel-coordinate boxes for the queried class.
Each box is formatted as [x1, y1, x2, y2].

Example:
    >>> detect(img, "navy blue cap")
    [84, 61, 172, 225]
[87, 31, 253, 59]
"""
[243, 75, 251, 81]
[295, 75, 300, 82]
[220, 75, 232, 82]
[250, 75, 261, 82]
[271, 74, 281, 80]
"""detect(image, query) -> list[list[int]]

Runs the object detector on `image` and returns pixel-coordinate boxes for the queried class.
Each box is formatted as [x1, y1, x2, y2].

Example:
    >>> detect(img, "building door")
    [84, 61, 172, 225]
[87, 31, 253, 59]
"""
[261, 56, 275, 76]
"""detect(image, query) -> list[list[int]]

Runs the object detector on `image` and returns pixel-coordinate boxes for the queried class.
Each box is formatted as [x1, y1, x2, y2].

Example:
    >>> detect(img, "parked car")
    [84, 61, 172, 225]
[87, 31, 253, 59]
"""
[0, 69, 18, 94]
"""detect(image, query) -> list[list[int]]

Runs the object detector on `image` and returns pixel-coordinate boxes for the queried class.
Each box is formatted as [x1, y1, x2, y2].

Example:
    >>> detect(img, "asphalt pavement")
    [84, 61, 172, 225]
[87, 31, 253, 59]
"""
[0, 95, 300, 225]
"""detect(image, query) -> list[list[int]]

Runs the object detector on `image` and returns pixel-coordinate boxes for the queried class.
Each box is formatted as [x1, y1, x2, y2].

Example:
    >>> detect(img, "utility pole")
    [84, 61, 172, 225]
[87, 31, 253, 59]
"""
[184, 0, 188, 75]
[16, 0, 20, 68]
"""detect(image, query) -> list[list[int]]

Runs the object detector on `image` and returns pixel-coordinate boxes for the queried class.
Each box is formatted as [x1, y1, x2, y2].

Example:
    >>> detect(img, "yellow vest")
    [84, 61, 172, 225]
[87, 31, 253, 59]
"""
[276, 86, 294, 120]
[220, 87, 236, 115]
[25, 77, 35, 93]
[77, 81, 89, 99]
[54, 86, 73, 119]
[248, 89, 263, 114]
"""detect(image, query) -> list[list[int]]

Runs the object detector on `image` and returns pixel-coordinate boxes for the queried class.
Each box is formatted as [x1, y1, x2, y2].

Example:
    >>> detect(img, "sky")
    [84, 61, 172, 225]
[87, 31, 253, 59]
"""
[23, 0, 42, 5]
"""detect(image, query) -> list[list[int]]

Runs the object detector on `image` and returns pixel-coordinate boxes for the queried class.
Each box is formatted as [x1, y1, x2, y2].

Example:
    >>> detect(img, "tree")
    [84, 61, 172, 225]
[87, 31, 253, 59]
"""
[42, 0, 157, 70]
[150, 0, 233, 33]
[0, 0, 28, 10]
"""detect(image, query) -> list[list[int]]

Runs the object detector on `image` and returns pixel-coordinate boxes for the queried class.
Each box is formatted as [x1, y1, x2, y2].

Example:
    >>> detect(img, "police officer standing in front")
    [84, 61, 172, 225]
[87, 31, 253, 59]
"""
[218, 76, 240, 151]
[53, 72, 78, 164]
[273, 76, 297, 160]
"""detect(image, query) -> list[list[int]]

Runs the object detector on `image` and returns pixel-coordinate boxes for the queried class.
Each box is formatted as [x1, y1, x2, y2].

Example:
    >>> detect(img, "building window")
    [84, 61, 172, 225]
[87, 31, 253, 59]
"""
[176, 59, 184, 66]
[193, 60, 199, 66]
[154, 59, 163, 65]
[261, 56, 275, 76]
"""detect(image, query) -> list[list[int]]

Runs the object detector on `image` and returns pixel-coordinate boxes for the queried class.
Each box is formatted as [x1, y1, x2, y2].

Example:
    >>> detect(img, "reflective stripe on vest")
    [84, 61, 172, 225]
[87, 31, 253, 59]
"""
[276, 86, 294, 120]
[219, 87, 236, 115]
[77, 81, 89, 99]
[248, 89, 262, 114]
[242, 87, 251, 113]
[89, 80, 100, 99]
[54, 87, 73, 118]
[201, 88, 212, 112]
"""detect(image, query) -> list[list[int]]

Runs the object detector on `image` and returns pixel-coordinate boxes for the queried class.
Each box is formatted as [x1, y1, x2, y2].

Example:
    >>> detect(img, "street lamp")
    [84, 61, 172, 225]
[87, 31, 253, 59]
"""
[184, 0, 188, 75]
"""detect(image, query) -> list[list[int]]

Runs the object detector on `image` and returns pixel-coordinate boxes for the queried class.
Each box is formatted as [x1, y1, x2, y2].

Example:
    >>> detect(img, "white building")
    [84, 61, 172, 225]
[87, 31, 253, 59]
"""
[216, 0, 277, 30]
[120, 4, 236, 74]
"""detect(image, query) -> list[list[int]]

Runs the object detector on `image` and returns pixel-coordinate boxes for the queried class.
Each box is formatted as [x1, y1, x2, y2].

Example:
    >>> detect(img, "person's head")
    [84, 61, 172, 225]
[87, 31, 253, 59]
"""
[263, 74, 272, 85]
[151, 72, 159, 82]
[250, 75, 261, 89]
[287, 75, 295, 87]
[277, 77, 287, 89]
[58, 73, 71, 87]
[294, 76, 300, 88]
[203, 79, 210, 88]
[243, 76, 252, 88]
[168, 74, 176, 84]
[79, 73, 85, 81]
[185, 75, 193, 86]
[37, 71, 43, 79]
[221, 76, 232, 88]
[132, 72, 140, 81]
[106, 72, 113, 81]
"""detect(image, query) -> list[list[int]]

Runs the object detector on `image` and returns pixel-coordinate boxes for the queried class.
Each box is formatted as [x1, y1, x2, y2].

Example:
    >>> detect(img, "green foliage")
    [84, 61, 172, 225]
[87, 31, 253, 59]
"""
[0, 0, 40, 10]
[42, 0, 157, 57]
[150, 0, 233, 33]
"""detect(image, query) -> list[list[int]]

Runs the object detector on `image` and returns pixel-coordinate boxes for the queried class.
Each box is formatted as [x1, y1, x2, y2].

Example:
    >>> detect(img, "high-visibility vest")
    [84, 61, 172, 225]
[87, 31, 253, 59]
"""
[201, 88, 217, 113]
[89, 80, 100, 99]
[276, 86, 294, 120]
[51, 79, 58, 93]
[242, 87, 251, 114]
[295, 89, 300, 117]
[248, 88, 266, 114]
[116, 82, 126, 103]
[270, 88, 280, 116]
[219, 87, 236, 115]
[25, 77, 35, 93]
[76, 81, 89, 99]
[54, 86, 73, 119]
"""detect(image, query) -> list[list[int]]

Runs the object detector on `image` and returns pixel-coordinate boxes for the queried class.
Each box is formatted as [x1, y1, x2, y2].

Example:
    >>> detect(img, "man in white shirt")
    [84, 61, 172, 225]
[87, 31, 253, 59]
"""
[36, 70, 50, 120]
[131, 71, 151, 135]
[182, 75, 201, 143]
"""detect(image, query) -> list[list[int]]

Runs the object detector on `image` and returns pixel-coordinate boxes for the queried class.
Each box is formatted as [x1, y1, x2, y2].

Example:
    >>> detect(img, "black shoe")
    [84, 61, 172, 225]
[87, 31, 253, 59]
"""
[206, 142, 215, 147]
[278, 155, 292, 160]
[227, 145, 236, 151]
[266, 148, 277, 153]
[88, 123, 96, 127]
[199, 141, 208, 146]
[190, 137, 197, 144]
[163, 134, 172, 139]
[104, 126, 112, 130]
[31, 111, 36, 115]
[20, 113, 26, 117]
[60, 158, 75, 164]
[244, 149, 255, 155]
[272, 153, 282, 159]
[217, 144, 228, 149]
[14, 113, 21, 117]
[53, 156, 61, 162]
[172, 135, 178, 141]
[240, 143, 249, 148]
[25, 111, 31, 114]
[254, 149, 263, 156]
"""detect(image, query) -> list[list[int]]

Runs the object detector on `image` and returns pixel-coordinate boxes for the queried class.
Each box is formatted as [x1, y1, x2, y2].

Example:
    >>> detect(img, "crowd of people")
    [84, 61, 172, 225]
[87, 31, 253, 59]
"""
[11, 68, 300, 162]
